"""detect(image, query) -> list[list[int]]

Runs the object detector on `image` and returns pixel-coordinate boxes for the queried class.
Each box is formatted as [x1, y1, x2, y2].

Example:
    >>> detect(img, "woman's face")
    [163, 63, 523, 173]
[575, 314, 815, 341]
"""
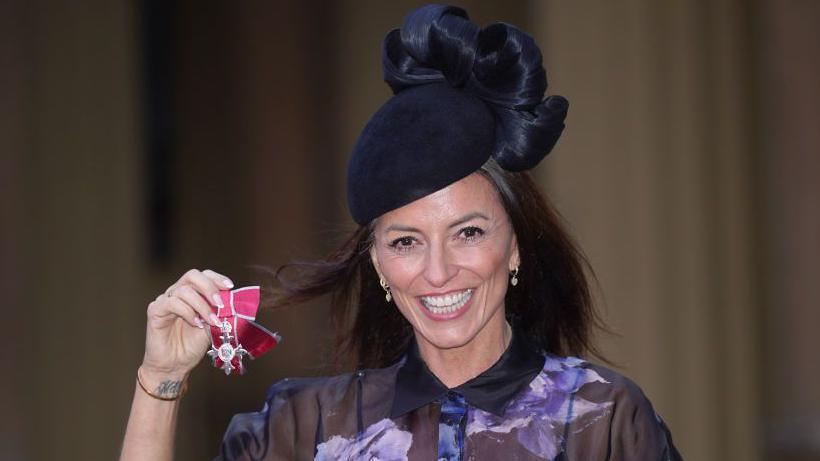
[370, 172, 519, 351]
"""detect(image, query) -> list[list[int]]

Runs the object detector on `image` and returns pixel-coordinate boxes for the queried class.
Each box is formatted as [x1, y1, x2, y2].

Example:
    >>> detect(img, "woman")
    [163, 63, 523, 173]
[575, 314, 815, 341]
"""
[121, 5, 682, 460]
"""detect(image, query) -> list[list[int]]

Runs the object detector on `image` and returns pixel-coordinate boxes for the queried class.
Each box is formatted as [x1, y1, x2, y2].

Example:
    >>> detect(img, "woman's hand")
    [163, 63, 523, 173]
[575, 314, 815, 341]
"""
[121, 269, 233, 460]
[139, 269, 234, 386]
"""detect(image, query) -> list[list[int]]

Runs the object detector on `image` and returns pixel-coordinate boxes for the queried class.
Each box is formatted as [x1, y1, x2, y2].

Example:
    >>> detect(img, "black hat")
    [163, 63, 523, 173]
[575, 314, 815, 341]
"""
[346, 4, 568, 225]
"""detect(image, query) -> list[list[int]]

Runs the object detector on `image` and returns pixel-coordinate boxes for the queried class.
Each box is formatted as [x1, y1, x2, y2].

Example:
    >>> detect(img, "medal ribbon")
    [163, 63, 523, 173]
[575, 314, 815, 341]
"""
[207, 286, 281, 375]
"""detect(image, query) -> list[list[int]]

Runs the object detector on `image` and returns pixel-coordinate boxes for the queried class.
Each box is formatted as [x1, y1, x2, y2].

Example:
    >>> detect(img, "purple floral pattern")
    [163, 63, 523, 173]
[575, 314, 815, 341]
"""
[466, 355, 613, 459]
[314, 356, 611, 460]
[315, 418, 412, 461]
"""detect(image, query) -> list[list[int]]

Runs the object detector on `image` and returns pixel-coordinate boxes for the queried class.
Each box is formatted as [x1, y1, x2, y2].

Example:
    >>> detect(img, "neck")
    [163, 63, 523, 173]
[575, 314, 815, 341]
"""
[416, 314, 512, 388]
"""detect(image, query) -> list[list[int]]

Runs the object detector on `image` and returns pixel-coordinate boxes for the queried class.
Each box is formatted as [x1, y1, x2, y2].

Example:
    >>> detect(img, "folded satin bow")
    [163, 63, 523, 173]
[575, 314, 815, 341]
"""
[207, 286, 281, 375]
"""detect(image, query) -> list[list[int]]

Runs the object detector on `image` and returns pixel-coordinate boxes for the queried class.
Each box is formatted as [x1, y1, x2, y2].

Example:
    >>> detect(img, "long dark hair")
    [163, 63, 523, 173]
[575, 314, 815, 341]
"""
[268, 159, 604, 370]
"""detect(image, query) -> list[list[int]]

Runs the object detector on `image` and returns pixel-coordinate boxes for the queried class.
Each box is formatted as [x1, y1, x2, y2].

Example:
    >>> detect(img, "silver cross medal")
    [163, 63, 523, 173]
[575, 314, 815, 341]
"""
[207, 319, 249, 375]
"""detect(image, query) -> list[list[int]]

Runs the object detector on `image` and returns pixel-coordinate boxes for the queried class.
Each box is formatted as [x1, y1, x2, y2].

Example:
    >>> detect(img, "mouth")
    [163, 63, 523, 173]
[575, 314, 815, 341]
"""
[418, 288, 474, 317]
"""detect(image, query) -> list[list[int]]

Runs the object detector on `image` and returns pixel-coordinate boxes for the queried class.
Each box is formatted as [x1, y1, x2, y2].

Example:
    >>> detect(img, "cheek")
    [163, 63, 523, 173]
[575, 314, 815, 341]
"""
[376, 250, 424, 288]
[460, 244, 511, 279]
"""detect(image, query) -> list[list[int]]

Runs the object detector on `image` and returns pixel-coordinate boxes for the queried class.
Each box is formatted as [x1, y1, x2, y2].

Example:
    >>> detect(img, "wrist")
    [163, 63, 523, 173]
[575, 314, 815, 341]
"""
[139, 362, 189, 380]
[137, 366, 189, 401]
[139, 352, 196, 377]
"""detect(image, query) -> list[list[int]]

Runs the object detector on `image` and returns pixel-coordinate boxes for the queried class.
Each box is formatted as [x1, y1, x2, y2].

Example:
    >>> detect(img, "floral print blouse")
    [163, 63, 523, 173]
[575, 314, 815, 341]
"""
[215, 333, 682, 460]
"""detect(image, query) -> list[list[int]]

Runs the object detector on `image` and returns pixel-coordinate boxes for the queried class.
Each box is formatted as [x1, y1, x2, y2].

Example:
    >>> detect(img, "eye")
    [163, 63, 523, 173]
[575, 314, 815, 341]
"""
[458, 226, 485, 242]
[388, 236, 417, 252]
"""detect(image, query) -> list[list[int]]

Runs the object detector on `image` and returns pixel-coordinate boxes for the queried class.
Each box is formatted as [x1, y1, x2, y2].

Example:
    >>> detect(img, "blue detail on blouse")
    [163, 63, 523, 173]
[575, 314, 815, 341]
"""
[437, 391, 468, 461]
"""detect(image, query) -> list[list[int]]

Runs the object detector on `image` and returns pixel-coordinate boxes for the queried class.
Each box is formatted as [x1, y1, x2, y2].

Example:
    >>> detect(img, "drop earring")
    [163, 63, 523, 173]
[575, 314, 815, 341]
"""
[510, 267, 519, 287]
[379, 278, 392, 302]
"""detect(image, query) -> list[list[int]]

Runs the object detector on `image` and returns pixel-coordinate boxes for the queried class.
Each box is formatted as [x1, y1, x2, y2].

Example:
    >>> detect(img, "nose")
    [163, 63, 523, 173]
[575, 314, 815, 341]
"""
[422, 240, 458, 288]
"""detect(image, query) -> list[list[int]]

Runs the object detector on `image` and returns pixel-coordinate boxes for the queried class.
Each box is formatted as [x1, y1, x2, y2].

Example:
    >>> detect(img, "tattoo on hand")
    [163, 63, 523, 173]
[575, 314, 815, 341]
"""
[155, 380, 183, 397]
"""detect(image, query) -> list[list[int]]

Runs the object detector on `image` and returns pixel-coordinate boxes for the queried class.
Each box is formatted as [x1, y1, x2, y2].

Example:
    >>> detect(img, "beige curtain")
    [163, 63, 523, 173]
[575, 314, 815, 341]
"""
[530, 2, 762, 460]
[758, 2, 820, 460]
[2, 1, 145, 459]
[5, 1, 819, 460]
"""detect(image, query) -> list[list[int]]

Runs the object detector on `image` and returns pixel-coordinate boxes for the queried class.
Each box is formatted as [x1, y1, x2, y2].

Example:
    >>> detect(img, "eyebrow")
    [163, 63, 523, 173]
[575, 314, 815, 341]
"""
[383, 212, 490, 234]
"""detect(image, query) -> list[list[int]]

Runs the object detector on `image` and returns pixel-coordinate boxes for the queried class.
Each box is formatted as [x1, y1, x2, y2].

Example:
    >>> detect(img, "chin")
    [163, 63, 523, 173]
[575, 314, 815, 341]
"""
[414, 331, 473, 352]
[412, 311, 498, 352]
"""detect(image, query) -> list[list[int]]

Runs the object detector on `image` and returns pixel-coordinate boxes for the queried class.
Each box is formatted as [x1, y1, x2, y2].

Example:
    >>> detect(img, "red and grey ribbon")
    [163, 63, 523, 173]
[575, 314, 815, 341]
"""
[207, 286, 281, 375]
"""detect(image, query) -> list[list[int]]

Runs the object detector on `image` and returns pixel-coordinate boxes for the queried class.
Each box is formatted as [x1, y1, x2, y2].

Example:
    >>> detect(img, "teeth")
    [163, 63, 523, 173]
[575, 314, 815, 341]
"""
[420, 289, 473, 315]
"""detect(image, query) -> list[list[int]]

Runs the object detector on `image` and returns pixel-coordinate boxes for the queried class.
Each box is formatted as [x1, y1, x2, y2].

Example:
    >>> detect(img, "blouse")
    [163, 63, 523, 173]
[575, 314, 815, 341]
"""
[214, 333, 683, 460]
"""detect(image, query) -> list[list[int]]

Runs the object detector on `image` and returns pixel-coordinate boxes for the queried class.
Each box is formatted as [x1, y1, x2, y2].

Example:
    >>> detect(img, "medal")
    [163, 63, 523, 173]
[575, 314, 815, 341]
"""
[206, 286, 281, 375]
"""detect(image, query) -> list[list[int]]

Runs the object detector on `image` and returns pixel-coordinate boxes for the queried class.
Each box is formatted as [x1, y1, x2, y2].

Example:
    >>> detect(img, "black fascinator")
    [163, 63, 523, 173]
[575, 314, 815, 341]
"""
[347, 4, 568, 225]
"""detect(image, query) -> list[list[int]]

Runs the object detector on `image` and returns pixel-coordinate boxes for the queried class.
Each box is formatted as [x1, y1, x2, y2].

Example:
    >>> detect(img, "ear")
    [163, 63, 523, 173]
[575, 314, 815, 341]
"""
[508, 232, 520, 271]
[370, 245, 384, 280]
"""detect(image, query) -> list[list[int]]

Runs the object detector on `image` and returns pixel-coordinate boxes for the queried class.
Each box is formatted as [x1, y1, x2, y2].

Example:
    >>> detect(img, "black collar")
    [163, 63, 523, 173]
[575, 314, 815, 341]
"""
[390, 332, 545, 417]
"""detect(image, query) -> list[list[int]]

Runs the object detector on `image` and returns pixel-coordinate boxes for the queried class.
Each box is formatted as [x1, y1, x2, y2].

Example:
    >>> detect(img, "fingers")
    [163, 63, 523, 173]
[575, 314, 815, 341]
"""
[173, 284, 219, 328]
[163, 295, 206, 329]
[147, 293, 203, 330]
[203, 269, 234, 290]
[178, 269, 232, 311]
[159, 269, 237, 328]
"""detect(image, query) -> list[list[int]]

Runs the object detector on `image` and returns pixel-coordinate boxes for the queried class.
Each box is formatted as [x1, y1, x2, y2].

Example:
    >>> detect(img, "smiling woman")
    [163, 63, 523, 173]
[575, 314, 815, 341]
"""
[370, 172, 519, 386]
[120, 4, 682, 460]
[272, 159, 599, 378]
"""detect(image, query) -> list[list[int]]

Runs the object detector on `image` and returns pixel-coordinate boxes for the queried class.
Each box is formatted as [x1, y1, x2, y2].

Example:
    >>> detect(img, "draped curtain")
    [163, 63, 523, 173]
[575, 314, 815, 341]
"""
[3, 1, 819, 460]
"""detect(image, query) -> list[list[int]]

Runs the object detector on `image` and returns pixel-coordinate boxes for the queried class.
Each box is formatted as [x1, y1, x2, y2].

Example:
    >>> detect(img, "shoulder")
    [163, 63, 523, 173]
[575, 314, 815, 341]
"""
[585, 361, 658, 411]
[538, 354, 658, 410]
[549, 357, 682, 460]
[261, 360, 403, 409]
[216, 362, 403, 461]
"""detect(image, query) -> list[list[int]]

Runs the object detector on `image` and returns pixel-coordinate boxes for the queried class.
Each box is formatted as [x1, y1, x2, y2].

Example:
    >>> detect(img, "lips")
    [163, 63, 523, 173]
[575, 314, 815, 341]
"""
[419, 288, 473, 315]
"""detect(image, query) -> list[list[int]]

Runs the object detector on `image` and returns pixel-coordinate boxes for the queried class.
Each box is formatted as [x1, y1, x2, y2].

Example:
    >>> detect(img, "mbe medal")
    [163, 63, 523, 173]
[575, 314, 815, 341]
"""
[207, 286, 281, 375]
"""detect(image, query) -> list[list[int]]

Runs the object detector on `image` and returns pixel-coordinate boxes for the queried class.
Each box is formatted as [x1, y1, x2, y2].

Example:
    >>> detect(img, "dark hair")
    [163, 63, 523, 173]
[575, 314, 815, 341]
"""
[268, 158, 604, 370]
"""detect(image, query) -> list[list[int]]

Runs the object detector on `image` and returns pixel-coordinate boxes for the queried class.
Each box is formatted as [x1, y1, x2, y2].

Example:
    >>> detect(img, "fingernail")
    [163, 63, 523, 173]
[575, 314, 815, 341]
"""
[223, 278, 234, 288]
[210, 314, 220, 325]
[194, 317, 205, 329]
[212, 293, 224, 307]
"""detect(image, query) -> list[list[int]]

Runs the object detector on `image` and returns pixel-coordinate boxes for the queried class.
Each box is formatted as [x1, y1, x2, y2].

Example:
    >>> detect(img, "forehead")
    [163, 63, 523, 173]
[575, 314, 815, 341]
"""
[375, 172, 506, 228]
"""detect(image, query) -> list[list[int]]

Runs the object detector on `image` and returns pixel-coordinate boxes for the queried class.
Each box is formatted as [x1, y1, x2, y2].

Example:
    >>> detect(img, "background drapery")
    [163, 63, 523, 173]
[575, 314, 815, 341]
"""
[2, 1, 818, 459]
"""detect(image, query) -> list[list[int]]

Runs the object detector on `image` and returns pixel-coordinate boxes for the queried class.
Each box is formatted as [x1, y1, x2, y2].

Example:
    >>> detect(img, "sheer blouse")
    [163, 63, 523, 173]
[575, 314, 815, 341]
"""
[215, 333, 683, 460]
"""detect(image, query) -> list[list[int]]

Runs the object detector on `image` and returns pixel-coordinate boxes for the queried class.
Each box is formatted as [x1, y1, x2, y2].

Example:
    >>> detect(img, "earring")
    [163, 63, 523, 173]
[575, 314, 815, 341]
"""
[379, 278, 392, 302]
[510, 267, 519, 287]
